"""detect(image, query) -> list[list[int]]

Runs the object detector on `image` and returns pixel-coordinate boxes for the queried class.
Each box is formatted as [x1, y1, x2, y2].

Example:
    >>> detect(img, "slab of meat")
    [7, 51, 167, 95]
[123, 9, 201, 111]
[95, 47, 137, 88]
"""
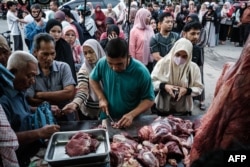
[65, 132, 100, 157]
[110, 135, 140, 167]
[167, 115, 194, 136]
[165, 141, 183, 160]
[137, 149, 159, 167]
[190, 37, 250, 163]
[138, 117, 172, 143]
[142, 141, 168, 167]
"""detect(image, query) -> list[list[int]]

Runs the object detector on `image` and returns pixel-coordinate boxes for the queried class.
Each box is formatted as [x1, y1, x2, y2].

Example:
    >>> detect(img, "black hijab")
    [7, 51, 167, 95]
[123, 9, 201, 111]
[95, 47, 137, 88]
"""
[107, 24, 120, 36]
[45, 19, 77, 82]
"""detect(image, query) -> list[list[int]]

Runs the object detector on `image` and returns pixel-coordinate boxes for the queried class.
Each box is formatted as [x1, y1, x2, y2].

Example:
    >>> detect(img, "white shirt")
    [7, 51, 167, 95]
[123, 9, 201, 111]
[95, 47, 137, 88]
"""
[7, 10, 21, 35]
[24, 14, 34, 25]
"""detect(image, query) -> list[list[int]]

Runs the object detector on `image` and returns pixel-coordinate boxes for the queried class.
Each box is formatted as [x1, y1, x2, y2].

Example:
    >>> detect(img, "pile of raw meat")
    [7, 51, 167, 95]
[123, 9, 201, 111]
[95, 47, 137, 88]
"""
[110, 116, 194, 167]
[65, 131, 100, 157]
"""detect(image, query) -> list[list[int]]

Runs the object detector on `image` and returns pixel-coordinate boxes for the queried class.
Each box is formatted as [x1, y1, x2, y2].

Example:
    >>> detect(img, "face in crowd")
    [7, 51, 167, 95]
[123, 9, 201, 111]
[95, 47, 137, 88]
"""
[160, 16, 174, 33]
[150, 18, 157, 30]
[49, 25, 62, 42]
[34, 41, 56, 69]
[173, 50, 188, 66]
[64, 30, 76, 45]
[31, 8, 43, 21]
[107, 56, 128, 72]
[83, 46, 97, 65]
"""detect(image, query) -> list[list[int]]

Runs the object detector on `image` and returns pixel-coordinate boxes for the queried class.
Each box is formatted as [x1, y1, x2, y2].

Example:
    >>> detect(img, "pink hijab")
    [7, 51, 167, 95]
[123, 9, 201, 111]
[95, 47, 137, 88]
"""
[133, 8, 154, 63]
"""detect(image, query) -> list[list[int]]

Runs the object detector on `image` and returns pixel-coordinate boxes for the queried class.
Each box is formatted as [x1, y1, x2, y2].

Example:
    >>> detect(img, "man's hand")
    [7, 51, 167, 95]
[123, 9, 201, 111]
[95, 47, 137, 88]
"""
[99, 98, 109, 115]
[117, 112, 134, 128]
[39, 125, 60, 139]
[62, 102, 78, 115]
[37, 19, 44, 27]
[176, 87, 188, 101]
[51, 105, 62, 116]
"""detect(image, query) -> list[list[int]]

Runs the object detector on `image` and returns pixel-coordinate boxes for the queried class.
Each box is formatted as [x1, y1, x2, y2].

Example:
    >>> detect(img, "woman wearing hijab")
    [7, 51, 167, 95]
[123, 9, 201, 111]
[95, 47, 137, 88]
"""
[202, 5, 217, 47]
[63, 25, 84, 72]
[198, 3, 208, 23]
[62, 39, 106, 120]
[100, 17, 125, 40]
[231, 2, 247, 47]
[94, 4, 106, 41]
[150, 17, 158, 34]
[129, 8, 155, 73]
[100, 24, 120, 49]
[45, 19, 77, 82]
[151, 38, 203, 115]
[0, 35, 11, 67]
[219, 2, 233, 45]
[176, 5, 189, 34]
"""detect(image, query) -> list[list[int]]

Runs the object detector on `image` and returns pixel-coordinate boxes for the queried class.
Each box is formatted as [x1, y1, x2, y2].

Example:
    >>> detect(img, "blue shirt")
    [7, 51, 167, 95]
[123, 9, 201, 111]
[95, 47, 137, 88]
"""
[0, 65, 33, 132]
[24, 20, 47, 51]
[90, 57, 155, 119]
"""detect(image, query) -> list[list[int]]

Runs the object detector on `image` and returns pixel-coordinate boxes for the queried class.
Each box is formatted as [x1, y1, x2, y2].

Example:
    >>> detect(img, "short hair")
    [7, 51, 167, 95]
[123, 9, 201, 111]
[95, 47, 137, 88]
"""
[33, 33, 55, 51]
[30, 3, 42, 10]
[6, 1, 16, 9]
[7, 51, 38, 71]
[153, 1, 159, 6]
[51, 0, 60, 7]
[182, 21, 202, 32]
[105, 38, 128, 58]
[107, 3, 112, 7]
[61, 8, 74, 19]
[158, 12, 173, 22]
[147, 3, 153, 7]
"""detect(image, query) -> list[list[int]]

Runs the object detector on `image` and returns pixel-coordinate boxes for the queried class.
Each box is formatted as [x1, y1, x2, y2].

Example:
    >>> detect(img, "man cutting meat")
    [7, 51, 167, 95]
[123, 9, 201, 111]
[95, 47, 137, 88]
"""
[90, 38, 155, 128]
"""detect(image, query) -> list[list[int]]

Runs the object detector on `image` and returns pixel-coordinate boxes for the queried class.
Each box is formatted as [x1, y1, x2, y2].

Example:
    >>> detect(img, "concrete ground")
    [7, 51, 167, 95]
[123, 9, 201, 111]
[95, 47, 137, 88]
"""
[193, 41, 243, 115]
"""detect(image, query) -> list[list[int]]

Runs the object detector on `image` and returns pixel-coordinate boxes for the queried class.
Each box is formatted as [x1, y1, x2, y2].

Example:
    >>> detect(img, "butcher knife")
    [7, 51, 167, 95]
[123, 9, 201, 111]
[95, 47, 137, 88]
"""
[107, 114, 115, 123]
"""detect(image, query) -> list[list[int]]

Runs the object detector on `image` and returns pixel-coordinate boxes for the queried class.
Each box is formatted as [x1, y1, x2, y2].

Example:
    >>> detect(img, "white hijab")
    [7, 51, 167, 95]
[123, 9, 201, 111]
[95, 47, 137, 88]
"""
[80, 39, 106, 101]
[151, 38, 193, 90]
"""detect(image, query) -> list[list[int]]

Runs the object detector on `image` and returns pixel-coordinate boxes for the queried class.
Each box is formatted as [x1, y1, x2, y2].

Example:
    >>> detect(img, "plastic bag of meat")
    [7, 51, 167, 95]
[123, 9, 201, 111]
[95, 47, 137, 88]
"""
[190, 37, 250, 163]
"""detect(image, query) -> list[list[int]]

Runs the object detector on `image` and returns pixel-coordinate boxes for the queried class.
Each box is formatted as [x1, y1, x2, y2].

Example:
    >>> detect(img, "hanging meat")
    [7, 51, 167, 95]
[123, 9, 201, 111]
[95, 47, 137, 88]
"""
[65, 131, 100, 157]
[190, 37, 250, 163]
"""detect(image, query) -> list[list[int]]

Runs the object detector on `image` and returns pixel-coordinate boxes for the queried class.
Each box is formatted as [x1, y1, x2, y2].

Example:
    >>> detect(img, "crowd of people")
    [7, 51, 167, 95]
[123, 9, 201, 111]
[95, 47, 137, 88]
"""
[0, 0, 250, 166]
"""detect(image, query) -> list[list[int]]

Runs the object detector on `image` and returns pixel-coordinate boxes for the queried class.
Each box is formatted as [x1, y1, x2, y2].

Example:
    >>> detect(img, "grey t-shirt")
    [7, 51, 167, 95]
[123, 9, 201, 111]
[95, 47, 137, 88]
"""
[27, 61, 75, 110]
[150, 32, 180, 58]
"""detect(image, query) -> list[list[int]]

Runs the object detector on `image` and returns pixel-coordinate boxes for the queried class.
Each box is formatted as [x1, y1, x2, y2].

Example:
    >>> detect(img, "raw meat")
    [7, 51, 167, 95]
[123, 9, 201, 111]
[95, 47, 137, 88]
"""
[190, 37, 250, 163]
[137, 149, 159, 167]
[65, 132, 100, 157]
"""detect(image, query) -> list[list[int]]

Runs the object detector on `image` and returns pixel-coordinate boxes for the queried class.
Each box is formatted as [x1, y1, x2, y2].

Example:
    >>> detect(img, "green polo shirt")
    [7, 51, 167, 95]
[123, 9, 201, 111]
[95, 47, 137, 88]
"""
[90, 57, 155, 119]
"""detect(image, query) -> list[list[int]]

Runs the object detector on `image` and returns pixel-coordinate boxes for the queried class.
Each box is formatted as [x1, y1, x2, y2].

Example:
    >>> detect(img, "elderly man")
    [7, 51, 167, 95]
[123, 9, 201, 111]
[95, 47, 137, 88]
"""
[0, 51, 60, 166]
[0, 35, 11, 67]
[26, 33, 76, 121]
